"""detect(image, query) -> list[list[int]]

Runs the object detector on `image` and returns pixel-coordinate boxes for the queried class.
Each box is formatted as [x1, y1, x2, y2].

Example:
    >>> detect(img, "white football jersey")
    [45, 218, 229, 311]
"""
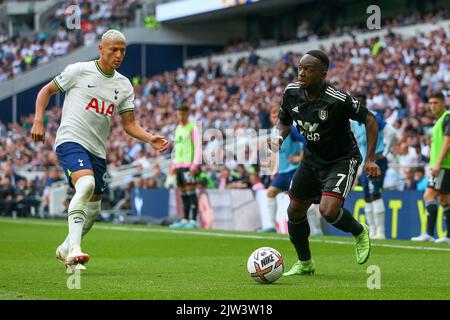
[54, 60, 135, 159]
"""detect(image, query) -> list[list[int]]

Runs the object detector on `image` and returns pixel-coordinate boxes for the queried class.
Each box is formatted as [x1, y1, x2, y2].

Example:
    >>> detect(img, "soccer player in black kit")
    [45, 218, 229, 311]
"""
[271, 50, 381, 275]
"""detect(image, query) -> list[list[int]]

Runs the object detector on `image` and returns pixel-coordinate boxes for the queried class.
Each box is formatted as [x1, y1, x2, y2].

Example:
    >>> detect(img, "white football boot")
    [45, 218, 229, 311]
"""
[65, 245, 90, 269]
[372, 233, 386, 240]
[410, 234, 435, 242]
[56, 244, 68, 262]
[434, 237, 450, 244]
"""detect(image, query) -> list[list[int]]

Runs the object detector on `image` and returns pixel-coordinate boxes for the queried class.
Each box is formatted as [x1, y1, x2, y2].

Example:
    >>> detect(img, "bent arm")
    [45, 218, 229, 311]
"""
[34, 81, 60, 122]
[121, 111, 169, 152]
[121, 111, 152, 143]
[364, 112, 379, 162]
[31, 81, 60, 142]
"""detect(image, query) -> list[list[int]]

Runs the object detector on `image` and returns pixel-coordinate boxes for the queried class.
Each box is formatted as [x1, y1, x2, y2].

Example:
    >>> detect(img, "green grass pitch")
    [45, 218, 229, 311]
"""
[0, 217, 449, 300]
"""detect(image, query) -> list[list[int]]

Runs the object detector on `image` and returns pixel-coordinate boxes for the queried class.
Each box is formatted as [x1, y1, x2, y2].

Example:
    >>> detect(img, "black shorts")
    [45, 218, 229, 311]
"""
[288, 158, 359, 203]
[428, 168, 450, 194]
[175, 167, 196, 188]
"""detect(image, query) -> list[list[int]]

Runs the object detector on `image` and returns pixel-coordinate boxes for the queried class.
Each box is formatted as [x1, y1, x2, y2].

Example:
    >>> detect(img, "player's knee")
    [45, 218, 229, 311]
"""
[287, 202, 306, 220]
[267, 188, 278, 198]
[423, 188, 438, 202]
[319, 203, 340, 222]
[74, 175, 95, 200]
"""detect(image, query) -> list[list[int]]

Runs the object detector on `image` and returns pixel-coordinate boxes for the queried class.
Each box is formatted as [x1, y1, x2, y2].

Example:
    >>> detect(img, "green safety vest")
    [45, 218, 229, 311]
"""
[174, 122, 195, 163]
[430, 110, 450, 169]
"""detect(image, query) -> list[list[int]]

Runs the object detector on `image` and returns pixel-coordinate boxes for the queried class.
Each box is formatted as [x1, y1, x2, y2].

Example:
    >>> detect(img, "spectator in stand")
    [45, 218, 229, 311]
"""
[227, 164, 250, 189]
[248, 48, 260, 66]
[0, 176, 15, 216]
[218, 166, 233, 190]
[151, 163, 166, 188]
[249, 173, 265, 191]
[1, 163, 25, 188]
[0, 0, 142, 82]
[403, 167, 418, 191]
[145, 177, 158, 189]
[415, 167, 428, 191]
[257, 102, 271, 130]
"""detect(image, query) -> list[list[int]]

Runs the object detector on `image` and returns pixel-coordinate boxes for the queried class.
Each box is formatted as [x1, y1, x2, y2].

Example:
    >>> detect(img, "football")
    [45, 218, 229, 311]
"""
[247, 247, 284, 284]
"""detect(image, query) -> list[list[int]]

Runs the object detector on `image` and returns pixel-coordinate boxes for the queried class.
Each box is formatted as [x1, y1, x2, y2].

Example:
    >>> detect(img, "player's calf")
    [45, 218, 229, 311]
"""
[287, 200, 313, 264]
[321, 204, 371, 263]
[66, 176, 95, 255]
[320, 202, 364, 237]
[82, 200, 101, 237]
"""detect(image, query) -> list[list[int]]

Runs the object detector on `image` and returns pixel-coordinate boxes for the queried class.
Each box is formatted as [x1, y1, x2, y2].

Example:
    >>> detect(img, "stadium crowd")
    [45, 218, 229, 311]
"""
[1, 21, 450, 215]
[224, 7, 450, 53]
[1, 4, 448, 84]
[0, 0, 141, 83]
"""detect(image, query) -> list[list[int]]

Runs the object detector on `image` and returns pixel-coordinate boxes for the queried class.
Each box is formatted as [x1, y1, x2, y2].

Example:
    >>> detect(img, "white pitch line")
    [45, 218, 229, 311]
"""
[1, 218, 450, 252]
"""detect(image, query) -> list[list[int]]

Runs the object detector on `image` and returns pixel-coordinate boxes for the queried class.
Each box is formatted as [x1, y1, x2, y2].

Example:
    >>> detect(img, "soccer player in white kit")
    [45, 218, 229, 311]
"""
[31, 30, 169, 269]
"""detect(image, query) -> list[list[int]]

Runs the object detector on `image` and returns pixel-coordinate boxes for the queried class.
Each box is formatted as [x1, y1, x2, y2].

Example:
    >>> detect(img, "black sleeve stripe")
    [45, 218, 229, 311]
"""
[118, 108, 135, 115]
[53, 78, 65, 93]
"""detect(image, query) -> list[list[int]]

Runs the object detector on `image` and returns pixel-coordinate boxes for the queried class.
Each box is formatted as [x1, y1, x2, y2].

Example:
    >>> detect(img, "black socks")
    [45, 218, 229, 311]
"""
[425, 200, 439, 236]
[288, 216, 311, 261]
[326, 208, 364, 236]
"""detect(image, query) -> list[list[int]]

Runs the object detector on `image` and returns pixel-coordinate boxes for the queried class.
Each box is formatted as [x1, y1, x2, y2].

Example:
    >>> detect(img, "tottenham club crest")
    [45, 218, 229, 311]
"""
[318, 109, 328, 121]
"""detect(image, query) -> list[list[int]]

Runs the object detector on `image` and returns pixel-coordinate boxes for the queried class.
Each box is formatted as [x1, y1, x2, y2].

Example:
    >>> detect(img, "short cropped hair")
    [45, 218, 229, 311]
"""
[428, 91, 445, 102]
[306, 50, 329, 70]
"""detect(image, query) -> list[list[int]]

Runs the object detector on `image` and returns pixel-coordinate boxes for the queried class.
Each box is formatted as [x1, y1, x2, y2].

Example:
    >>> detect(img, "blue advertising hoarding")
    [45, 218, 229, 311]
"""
[131, 188, 447, 240]
[131, 188, 169, 218]
[327, 191, 448, 240]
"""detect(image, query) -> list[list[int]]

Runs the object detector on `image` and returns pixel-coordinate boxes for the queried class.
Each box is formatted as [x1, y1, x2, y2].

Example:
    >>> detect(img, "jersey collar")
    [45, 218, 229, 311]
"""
[302, 82, 328, 102]
[95, 60, 115, 78]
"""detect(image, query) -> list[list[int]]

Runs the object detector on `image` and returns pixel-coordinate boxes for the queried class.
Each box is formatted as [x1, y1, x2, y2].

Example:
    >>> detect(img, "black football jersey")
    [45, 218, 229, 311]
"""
[279, 81, 368, 168]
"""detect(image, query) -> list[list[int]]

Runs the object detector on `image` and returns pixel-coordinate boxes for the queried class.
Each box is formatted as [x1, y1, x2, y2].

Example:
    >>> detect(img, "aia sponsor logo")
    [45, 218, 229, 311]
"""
[85, 98, 115, 116]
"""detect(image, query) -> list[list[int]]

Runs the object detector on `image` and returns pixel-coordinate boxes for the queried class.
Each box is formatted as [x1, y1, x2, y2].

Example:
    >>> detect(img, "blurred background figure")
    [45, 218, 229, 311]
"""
[412, 92, 450, 243]
[352, 92, 395, 240]
[170, 105, 202, 229]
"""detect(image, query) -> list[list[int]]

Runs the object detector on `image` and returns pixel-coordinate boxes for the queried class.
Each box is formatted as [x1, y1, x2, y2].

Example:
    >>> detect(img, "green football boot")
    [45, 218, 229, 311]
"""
[355, 223, 371, 264]
[283, 259, 315, 276]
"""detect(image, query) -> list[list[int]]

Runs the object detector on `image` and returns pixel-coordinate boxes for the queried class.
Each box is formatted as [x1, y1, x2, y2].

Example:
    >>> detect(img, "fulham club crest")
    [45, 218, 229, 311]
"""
[318, 109, 328, 121]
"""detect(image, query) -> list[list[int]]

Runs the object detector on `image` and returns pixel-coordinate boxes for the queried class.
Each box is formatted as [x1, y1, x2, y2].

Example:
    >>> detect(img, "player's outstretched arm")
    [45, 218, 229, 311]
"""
[31, 81, 60, 143]
[364, 112, 381, 178]
[121, 111, 169, 152]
